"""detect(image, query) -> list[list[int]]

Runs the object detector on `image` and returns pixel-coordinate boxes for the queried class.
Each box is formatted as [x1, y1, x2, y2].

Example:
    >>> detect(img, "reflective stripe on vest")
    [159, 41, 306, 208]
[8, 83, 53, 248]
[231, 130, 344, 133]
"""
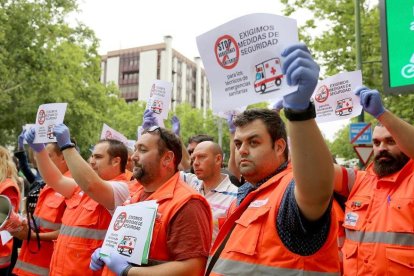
[0, 255, 11, 266]
[60, 225, 107, 240]
[211, 258, 340, 276]
[14, 259, 49, 276]
[345, 229, 414, 246]
[34, 215, 62, 231]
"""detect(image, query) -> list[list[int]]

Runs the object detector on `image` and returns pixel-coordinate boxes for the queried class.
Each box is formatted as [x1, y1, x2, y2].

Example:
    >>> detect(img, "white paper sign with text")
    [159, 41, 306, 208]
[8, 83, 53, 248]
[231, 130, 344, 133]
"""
[312, 70, 363, 123]
[34, 103, 67, 143]
[197, 13, 298, 112]
[100, 124, 128, 145]
[146, 80, 172, 124]
[100, 201, 158, 265]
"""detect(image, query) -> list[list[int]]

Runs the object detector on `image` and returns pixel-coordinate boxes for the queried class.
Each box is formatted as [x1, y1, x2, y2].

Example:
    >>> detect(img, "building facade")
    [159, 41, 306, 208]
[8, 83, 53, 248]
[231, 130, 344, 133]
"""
[100, 36, 211, 113]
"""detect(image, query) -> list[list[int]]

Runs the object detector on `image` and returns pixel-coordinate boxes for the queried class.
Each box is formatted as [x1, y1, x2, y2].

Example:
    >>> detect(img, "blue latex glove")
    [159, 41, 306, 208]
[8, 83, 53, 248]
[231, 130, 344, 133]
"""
[272, 100, 284, 112]
[53, 124, 72, 149]
[90, 248, 105, 271]
[18, 129, 26, 151]
[355, 86, 386, 118]
[227, 114, 236, 134]
[281, 43, 320, 110]
[142, 109, 158, 129]
[171, 115, 180, 136]
[24, 128, 45, 153]
[98, 248, 130, 276]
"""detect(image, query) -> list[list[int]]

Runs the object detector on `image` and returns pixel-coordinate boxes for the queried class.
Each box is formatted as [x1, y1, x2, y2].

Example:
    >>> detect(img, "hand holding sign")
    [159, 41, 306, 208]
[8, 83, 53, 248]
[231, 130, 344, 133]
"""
[282, 43, 319, 111]
[53, 124, 72, 149]
[24, 128, 45, 153]
[142, 110, 158, 130]
[355, 86, 385, 118]
[92, 248, 130, 275]
[90, 248, 105, 271]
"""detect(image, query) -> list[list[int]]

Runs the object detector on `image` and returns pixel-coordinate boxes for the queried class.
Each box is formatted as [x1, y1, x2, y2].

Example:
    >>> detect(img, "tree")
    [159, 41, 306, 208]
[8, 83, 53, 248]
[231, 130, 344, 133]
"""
[0, 0, 139, 158]
[280, 0, 414, 160]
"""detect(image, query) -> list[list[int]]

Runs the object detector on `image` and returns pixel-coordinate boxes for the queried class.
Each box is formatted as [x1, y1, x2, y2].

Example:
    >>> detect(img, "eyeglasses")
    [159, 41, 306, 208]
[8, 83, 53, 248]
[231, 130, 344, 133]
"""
[143, 126, 171, 151]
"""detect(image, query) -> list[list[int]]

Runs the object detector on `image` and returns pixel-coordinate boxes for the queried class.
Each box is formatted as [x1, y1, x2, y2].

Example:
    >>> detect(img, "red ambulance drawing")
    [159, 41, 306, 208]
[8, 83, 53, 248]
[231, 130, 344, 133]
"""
[151, 100, 163, 114]
[117, 236, 137, 256]
[335, 98, 353, 116]
[254, 58, 283, 93]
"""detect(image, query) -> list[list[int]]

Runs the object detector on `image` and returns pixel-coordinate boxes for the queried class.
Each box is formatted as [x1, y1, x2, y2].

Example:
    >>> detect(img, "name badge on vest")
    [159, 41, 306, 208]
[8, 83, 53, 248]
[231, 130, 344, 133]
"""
[248, 198, 268, 208]
[344, 212, 359, 227]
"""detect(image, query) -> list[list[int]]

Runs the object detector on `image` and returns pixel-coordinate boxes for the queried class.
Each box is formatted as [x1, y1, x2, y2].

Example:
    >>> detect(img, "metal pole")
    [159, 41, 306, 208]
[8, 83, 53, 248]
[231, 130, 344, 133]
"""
[355, 0, 365, 169]
[355, 0, 364, 123]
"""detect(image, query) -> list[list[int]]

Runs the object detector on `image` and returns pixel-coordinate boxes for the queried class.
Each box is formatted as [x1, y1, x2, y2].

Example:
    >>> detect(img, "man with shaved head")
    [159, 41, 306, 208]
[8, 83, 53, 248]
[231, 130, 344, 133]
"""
[181, 141, 238, 242]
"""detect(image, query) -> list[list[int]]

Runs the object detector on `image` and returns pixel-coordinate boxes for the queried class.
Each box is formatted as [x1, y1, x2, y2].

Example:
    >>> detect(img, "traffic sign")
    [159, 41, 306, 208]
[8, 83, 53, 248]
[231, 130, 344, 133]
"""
[380, 0, 414, 94]
[350, 123, 372, 144]
[353, 145, 374, 165]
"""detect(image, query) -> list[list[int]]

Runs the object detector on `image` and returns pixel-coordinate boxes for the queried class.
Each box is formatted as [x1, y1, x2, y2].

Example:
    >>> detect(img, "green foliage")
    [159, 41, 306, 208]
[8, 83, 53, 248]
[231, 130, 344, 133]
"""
[164, 103, 231, 161]
[280, 0, 414, 160]
[0, 0, 144, 158]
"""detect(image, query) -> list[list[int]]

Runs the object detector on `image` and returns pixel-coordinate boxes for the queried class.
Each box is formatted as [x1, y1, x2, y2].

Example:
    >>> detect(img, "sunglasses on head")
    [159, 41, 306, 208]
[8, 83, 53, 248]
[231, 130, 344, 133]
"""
[143, 126, 171, 151]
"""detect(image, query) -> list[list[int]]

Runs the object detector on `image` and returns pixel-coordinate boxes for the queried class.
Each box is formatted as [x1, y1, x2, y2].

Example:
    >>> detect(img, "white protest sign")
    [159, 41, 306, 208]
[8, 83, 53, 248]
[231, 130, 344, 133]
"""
[214, 106, 246, 119]
[100, 201, 158, 265]
[146, 80, 172, 122]
[197, 13, 298, 112]
[100, 124, 128, 145]
[313, 70, 363, 123]
[33, 103, 67, 143]
[0, 231, 13, 245]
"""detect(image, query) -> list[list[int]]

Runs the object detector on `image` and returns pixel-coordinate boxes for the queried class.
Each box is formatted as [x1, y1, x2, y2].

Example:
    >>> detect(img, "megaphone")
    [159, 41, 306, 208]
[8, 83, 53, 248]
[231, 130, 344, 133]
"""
[0, 195, 23, 233]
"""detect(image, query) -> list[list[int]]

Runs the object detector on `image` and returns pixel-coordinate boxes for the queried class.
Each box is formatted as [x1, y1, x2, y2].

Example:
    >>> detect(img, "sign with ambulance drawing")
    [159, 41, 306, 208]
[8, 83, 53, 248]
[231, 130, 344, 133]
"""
[254, 58, 283, 93]
[100, 201, 158, 265]
[197, 13, 299, 112]
[312, 70, 363, 123]
[34, 103, 67, 144]
[146, 80, 172, 126]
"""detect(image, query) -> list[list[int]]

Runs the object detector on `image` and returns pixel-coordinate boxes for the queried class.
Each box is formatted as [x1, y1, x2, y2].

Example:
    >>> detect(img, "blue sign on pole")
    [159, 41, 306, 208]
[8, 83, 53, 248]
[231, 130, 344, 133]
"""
[350, 123, 372, 144]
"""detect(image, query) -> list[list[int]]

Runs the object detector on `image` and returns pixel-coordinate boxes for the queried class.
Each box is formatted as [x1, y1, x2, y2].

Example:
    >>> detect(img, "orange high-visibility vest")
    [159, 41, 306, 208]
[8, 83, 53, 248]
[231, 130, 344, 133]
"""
[49, 173, 127, 276]
[208, 165, 340, 275]
[342, 159, 414, 275]
[102, 173, 212, 276]
[332, 199, 345, 274]
[0, 178, 20, 269]
[13, 171, 69, 276]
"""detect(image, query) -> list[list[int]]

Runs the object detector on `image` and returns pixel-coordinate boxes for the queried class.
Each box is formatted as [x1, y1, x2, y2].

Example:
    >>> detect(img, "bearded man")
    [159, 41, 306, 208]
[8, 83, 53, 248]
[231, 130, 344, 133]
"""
[334, 87, 414, 276]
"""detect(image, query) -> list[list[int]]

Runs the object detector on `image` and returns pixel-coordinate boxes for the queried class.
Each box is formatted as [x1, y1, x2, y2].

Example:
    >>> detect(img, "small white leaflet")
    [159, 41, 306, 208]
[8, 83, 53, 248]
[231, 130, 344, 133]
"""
[312, 70, 363, 123]
[33, 103, 67, 144]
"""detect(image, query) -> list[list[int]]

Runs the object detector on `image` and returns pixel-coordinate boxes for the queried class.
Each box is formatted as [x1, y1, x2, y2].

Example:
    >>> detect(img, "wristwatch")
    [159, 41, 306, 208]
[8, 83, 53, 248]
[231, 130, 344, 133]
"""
[284, 102, 316, 121]
[60, 143, 76, 151]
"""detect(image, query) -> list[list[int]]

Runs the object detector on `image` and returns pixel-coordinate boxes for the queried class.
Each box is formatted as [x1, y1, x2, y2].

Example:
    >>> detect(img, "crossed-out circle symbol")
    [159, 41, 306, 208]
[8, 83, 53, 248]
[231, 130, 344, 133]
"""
[214, 35, 240, 70]
[38, 110, 46, 125]
[114, 211, 127, 231]
[315, 85, 330, 103]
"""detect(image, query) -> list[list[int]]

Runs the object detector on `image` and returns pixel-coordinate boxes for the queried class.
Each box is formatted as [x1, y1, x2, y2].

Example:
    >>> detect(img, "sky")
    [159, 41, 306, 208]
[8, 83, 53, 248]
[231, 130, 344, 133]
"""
[72, 0, 350, 141]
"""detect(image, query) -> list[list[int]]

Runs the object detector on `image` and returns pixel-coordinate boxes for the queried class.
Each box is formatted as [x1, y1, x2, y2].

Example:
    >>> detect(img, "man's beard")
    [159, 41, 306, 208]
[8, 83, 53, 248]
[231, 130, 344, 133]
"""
[373, 151, 409, 178]
[133, 163, 145, 181]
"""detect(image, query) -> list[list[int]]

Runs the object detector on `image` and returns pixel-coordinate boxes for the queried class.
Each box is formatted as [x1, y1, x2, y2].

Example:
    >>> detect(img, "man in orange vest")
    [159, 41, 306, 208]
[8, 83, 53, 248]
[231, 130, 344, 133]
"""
[206, 43, 340, 275]
[24, 124, 130, 276]
[334, 86, 414, 275]
[12, 142, 69, 276]
[90, 126, 213, 275]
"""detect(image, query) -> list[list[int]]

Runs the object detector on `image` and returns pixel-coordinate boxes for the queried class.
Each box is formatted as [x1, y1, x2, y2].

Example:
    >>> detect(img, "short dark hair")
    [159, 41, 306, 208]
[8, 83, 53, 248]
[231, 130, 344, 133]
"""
[97, 139, 128, 173]
[143, 127, 182, 172]
[188, 134, 214, 144]
[233, 108, 289, 159]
